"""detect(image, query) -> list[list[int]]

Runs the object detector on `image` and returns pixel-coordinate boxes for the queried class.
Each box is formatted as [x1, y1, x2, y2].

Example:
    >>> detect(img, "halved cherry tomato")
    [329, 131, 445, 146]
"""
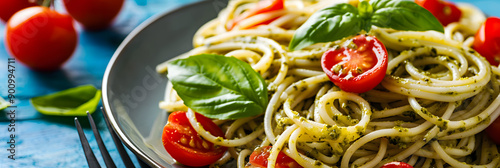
[321, 35, 388, 93]
[0, 0, 38, 22]
[248, 146, 302, 168]
[380, 161, 414, 168]
[415, 0, 462, 26]
[227, 0, 284, 30]
[162, 111, 227, 167]
[486, 116, 500, 145]
[473, 17, 500, 66]
[5, 6, 77, 71]
[63, 0, 124, 31]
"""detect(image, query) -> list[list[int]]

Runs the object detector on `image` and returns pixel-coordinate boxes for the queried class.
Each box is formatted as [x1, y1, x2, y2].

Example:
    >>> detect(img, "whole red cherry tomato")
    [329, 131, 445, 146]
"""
[486, 116, 500, 145]
[321, 35, 388, 93]
[248, 146, 302, 168]
[227, 0, 284, 30]
[162, 111, 227, 167]
[5, 6, 77, 71]
[473, 17, 500, 66]
[380, 161, 414, 168]
[415, 0, 462, 26]
[0, 0, 38, 22]
[63, 0, 124, 31]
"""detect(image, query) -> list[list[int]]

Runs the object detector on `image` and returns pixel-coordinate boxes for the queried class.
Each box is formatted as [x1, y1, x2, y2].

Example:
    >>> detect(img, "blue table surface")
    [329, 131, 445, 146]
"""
[0, 0, 498, 167]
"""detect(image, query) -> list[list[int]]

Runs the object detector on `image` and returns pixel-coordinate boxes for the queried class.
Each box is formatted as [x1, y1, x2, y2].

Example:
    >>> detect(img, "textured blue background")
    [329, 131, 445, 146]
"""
[0, 0, 497, 167]
[0, 0, 199, 167]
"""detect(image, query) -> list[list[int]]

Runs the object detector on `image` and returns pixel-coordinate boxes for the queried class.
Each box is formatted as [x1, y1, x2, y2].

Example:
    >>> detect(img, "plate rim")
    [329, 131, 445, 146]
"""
[101, 0, 209, 167]
[101, 0, 495, 167]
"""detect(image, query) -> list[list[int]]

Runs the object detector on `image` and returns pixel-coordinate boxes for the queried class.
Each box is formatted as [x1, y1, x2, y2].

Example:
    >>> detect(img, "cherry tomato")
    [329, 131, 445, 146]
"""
[0, 0, 38, 22]
[473, 17, 500, 66]
[321, 35, 388, 93]
[162, 111, 227, 167]
[380, 161, 414, 168]
[5, 6, 77, 71]
[63, 0, 124, 31]
[248, 146, 302, 168]
[227, 0, 284, 30]
[486, 116, 500, 145]
[415, 0, 462, 26]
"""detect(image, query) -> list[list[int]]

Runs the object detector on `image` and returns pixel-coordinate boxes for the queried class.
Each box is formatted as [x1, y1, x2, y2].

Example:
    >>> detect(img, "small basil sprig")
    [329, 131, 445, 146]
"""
[30, 85, 101, 116]
[289, 0, 444, 51]
[166, 54, 268, 120]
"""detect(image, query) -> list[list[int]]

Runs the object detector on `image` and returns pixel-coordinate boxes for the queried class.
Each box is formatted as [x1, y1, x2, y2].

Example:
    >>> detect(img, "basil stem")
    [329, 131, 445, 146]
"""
[358, 1, 373, 19]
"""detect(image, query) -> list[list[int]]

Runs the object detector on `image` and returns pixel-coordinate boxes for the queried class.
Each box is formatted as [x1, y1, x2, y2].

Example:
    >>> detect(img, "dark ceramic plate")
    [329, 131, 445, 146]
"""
[102, 0, 498, 167]
[102, 1, 222, 167]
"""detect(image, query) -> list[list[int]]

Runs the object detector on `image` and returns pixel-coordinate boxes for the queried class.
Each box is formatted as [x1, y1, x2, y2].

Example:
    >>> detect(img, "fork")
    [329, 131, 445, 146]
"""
[74, 108, 137, 168]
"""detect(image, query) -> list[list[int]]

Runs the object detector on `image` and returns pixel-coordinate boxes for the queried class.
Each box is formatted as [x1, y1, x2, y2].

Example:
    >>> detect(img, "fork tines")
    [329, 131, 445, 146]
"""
[87, 111, 117, 168]
[75, 116, 102, 168]
[75, 110, 134, 168]
[101, 107, 135, 168]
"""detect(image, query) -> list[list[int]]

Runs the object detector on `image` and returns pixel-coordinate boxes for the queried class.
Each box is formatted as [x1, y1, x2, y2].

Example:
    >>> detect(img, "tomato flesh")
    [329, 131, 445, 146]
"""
[321, 35, 388, 93]
[63, 0, 124, 30]
[380, 161, 414, 168]
[0, 0, 37, 22]
[5, 6, 77, 71]
[162, 111, 227, 167]
[415, 0, 462, 26]
[248, 146, 302, 168]
[227, 0, 284, 30]
[486, 116, 500, 145]
[473, 17, 500, 66]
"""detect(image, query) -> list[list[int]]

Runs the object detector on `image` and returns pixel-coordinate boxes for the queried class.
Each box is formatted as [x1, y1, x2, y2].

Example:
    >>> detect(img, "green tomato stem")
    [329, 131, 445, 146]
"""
[42, 0, 52, 7]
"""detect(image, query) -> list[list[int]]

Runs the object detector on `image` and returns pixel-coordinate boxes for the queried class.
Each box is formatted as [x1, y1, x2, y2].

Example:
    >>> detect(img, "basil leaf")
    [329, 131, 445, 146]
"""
[167, 54, 268, 120]
[0, 97, 9, 111]
[370, 0, 444, 33]
[288, 0, 444, 50]
[30, 85, 101, 116]
[289, 4, 369, 51]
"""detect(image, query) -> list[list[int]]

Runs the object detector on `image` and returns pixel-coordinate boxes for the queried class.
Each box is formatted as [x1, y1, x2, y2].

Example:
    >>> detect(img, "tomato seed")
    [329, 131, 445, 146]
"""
[180, 137, 188, 145]
[202, 141, 209, 149]
[189, 139, 196, 148]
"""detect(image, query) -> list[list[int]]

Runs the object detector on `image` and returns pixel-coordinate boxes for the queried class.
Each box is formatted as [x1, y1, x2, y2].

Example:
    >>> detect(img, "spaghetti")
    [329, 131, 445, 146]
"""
[157, 0, 500, 167]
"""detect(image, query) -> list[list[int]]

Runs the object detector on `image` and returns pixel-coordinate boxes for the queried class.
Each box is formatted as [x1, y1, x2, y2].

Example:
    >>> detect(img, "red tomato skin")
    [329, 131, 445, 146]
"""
[63, 0, 124, 31]
[486, 116, 500, 145]
[0, 0, 37, 22]
[162, 111, 227, 167]
[321, 35, 388, 93]
[473, 17, 500, 66]
[248, 146, 302, 168]
[380, 161, 414, 168]
[5, 6, 77, 71]
[244, 0, 284, 17]
[227, 0, 284, 30]
[415, 0, 461, 26]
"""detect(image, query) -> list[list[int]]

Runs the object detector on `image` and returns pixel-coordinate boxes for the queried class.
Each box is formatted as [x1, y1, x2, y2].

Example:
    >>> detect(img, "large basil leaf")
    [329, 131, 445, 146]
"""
[0, 97, 9, 111]
[370, 0, 444, 33]
[30, 85, 101, 116]
[289, 4, 369, 51]
[166, 54, 268, 120]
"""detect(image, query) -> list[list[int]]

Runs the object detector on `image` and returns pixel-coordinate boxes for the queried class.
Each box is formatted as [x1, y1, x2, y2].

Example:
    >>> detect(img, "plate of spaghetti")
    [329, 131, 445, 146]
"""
[102, 0, 500, 167]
